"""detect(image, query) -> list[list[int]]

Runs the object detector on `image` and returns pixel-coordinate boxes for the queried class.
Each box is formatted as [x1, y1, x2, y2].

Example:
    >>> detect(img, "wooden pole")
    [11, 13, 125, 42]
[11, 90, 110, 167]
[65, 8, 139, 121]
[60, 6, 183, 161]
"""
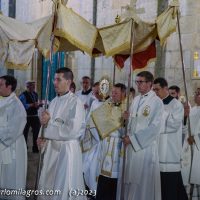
[113, 63, 116, 85]
[120, 19, 134, 200]
[176, 9, 194, 200]
[34, 35, 55, 200]
[34, 2, 58, 197]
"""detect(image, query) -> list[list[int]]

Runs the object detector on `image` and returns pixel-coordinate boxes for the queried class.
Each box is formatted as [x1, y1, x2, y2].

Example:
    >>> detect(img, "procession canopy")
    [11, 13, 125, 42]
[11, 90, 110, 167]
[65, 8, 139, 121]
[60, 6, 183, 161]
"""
[54, 3, 98, 56]
[156, 0, 179, 46]
[93, 0, 179, 70]
[0, 0, 179, 70]
[0, 0, 98, 70]
[30, 15, 56, 58]
[0, 13, 41, 70]
[98, 17, 157, 57]
[94, 16, 157, 70]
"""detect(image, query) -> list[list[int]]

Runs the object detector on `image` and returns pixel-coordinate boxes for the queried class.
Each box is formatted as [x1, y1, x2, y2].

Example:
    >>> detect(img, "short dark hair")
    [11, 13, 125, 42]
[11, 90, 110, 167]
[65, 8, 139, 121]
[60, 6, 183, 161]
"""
[70, 82, 76, 90]
[93, 82, 99, 87]
[169, 85, 180, 93]
[56, 67, 73, 81]
[136, 71, 154, 82]
[154, 77, 168, 88]
[82, 76, 90, 80]
[114, 83, 127, 93]
[0, 75, 17, 92]
[130, 87, 135, 93]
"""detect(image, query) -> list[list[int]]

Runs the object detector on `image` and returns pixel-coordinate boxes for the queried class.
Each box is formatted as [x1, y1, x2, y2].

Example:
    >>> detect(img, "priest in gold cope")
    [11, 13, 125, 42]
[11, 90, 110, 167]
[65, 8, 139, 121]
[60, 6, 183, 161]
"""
[94, 83, 127, 200]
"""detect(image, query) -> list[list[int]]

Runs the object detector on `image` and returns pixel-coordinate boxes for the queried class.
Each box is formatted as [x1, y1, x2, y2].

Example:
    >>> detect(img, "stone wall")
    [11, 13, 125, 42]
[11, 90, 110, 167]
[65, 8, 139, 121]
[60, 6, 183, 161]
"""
[164, 0, 200, 104]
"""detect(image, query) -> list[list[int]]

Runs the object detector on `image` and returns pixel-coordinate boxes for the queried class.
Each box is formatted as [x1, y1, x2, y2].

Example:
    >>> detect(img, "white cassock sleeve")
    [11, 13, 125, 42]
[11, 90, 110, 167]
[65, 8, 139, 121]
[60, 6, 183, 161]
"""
[0, 103, 26, 151]
[164, 102, 184, 134]
[129, 100, 163, 152]
[190, 109, 200, 184]
[44, 100, 85, 141]
[190, 108, 200, 149]
[194, 134, 200, 150]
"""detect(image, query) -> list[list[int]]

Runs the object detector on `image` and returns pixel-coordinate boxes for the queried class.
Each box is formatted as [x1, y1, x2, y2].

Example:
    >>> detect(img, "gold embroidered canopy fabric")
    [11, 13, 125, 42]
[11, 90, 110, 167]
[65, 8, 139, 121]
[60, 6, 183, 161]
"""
[0, 1, 98, 70]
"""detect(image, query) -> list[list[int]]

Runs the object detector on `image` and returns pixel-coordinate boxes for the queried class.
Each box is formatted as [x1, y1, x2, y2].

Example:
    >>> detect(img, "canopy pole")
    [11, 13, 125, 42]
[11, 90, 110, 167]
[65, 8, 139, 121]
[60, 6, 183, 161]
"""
[34, 3, 58, 197]
[33, 49, 38, 92]
[120, 19, 134, 200]
[34, 34, 55, 200]
[176, 9, 194, 200]
[113, 63, 116, 85]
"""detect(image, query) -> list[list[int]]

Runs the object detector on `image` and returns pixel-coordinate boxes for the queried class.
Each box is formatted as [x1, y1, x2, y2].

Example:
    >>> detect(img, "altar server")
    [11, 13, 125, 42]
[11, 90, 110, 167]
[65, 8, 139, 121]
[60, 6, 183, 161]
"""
[153, 77, 188, 200]
[38, 68, 86, 200]
[0, 75, 27, 200]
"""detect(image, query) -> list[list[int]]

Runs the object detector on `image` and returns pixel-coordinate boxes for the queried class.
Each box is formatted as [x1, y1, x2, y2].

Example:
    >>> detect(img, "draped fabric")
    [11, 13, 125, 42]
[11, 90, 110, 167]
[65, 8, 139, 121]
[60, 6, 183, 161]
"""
[113, 41, 156, 71]
[0, 0, 179, 71]
[93, 0, 179, 71]
[156, 0, 179, 46]
[98, 18, 157, 57]
[0, 1, 98, 69]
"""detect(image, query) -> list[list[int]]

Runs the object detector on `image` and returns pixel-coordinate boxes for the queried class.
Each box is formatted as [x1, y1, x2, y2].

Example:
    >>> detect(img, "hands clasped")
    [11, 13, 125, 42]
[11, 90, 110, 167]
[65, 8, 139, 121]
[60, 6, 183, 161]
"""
[122, 135, 131, 147]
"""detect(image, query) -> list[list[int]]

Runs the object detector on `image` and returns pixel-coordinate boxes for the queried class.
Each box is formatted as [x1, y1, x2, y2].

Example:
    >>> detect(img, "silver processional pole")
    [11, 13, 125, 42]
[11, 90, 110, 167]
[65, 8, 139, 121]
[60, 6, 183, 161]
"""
[34, 33, 55, 200]
[120, 19, 135, 200]
[176, 9, 194, 200]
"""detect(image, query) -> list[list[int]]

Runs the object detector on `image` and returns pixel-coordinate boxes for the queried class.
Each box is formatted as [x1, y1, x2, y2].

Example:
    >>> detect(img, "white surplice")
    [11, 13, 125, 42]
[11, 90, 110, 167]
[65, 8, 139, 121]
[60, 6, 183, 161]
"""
[181, 106, 200, 199]
[189, 106, 200, 185]
[0, 93, 27, 200]
[182, 106, 200, 185]
[159, 97, 184, 172]
[124, 90, 163, 200]
[38, 92, 86, 200]
[82, 99, 102, 191]
[76, 89, 94, 118]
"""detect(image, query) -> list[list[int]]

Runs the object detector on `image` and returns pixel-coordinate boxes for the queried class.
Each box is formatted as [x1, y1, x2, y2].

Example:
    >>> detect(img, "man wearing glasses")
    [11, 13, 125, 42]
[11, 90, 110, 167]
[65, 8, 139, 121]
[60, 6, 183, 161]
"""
[122, 71, 163, 200]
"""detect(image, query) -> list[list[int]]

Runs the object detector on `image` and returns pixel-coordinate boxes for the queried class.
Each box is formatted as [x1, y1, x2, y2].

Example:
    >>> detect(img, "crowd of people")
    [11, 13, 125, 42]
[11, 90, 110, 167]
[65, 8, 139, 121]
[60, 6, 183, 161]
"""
[0, 68, 200, 200]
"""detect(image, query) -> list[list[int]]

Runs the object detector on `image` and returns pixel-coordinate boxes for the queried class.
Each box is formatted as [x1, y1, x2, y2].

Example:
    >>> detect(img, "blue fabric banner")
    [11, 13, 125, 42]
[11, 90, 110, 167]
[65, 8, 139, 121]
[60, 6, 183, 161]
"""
[42, 52, 65, 101]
